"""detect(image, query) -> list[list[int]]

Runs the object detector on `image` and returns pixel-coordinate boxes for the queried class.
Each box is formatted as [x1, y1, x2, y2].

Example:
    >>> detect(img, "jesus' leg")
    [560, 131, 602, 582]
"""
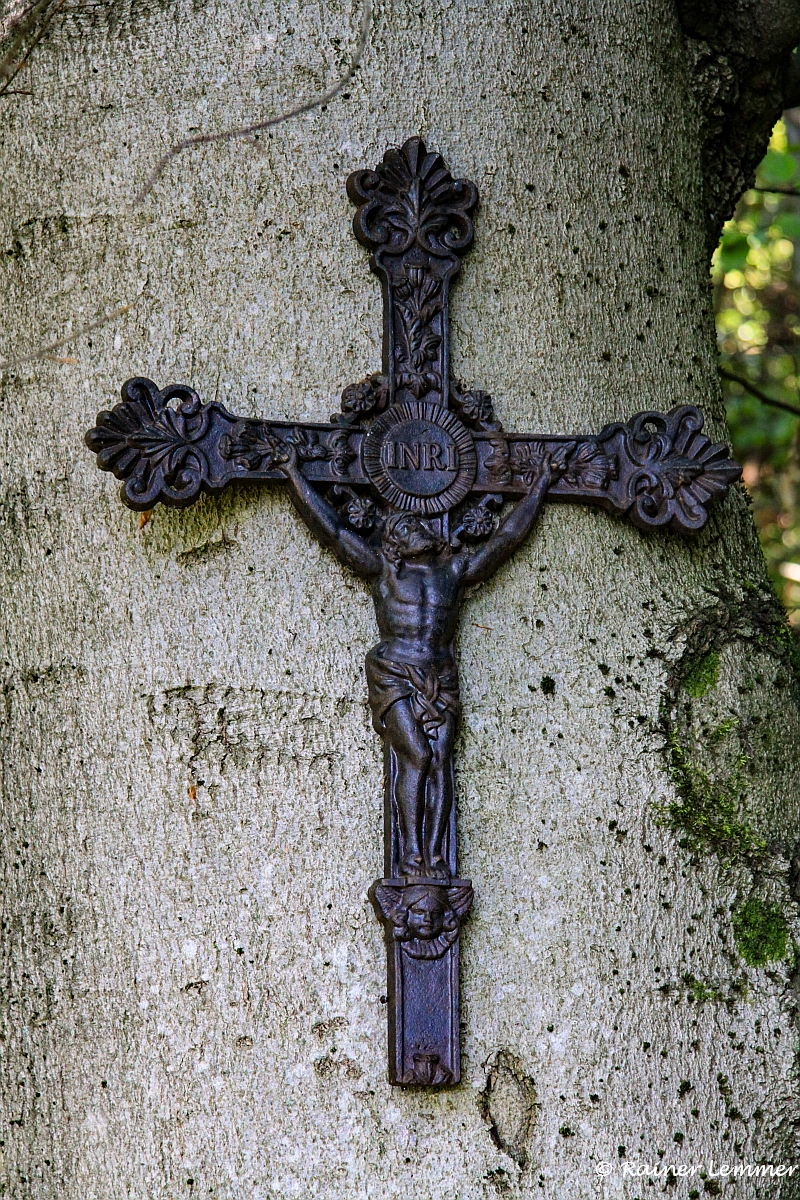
[381, 698, 432, 877]
[423, 712, 457, 878]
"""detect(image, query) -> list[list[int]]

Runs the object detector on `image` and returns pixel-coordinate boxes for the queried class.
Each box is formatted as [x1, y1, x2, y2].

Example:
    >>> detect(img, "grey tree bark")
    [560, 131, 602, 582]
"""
[1, 2, 799, 1197]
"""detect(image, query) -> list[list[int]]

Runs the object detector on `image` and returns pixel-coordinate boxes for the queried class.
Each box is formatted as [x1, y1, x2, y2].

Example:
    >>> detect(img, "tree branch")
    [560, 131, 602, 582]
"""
[0, 0, 63, 99]
[748, 185, 800, 196]
[133, 0, 372, 207]
[0, 0, 49, 71]
[0, 0, 42, 41]
[677, 1, 800, 243]
[0, 298, 141, 370]
[719, 365, 800, 417]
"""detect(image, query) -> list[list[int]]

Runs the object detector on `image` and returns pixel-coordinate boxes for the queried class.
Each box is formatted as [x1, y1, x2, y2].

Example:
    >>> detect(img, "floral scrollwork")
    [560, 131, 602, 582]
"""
[327, 430, 357, 477]
[451, 494, 503, 545]
[283, 427, 329, 462]
[84, 376, 212, 511]
[283, 427, 356, 476]
[450, 383, 502, 432]
[561, 441, 618, 491]
[602, 405, 742, 531]
[329, 485, 378, 531]
[340, 373, 389, 418]
[509, 440, 572, 488]
[484, 436, 511, 485]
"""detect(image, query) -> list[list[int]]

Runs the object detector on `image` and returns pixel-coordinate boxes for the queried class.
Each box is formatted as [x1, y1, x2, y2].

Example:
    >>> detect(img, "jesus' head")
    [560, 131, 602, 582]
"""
[381, 513, 444, 566]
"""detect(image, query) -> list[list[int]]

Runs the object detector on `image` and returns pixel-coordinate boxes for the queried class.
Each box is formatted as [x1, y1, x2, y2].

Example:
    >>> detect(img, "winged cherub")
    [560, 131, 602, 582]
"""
[370, 881, 475, 958]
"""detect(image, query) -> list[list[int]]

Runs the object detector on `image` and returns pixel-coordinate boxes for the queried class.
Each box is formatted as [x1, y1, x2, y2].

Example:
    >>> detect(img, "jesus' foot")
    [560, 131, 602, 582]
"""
[426, 856, 451, 880]
[399, 852, 426, 878]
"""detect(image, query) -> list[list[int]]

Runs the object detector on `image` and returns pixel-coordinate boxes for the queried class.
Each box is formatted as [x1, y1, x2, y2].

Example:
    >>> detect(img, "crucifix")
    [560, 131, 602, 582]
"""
[85, 138, 740, 1088]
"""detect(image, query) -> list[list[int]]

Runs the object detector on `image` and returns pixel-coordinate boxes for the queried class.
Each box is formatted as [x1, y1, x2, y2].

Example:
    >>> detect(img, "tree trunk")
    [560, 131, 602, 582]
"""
[2, 2, 799, 1197]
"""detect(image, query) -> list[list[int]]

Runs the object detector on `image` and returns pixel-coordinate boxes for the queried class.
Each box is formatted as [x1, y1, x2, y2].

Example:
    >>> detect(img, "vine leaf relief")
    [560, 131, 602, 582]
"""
[219, 423, 356, 475]
[394, 268, 444, 397]
[219, 423, 291, 472]
[510, 439, 616, 491]
[561, 441, 618, 491]
[85, 137, 742, 1090]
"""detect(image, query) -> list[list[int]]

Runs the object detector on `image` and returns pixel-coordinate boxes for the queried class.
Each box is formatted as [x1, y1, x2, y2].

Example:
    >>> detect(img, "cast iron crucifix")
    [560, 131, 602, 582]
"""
[85, 138, 740, 1088]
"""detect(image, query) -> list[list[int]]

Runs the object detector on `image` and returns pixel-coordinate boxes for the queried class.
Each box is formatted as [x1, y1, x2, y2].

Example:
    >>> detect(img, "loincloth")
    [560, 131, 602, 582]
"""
[365, 648, 460, 738]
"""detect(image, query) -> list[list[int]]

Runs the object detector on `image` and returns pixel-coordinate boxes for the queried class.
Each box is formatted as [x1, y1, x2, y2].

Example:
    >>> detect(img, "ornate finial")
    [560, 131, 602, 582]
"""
[347, 137, 478, 258]
[347, 139, 479, 407]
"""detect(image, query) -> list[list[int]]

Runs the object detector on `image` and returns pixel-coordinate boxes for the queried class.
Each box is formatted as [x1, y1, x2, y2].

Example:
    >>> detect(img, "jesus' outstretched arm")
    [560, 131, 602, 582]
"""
[462, 455, 552, 586]
[279, 449, 381, 580]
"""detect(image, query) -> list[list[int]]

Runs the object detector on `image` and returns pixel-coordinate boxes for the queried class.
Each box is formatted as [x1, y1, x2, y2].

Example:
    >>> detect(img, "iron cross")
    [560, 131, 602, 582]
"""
[85, 138, 741, 1088]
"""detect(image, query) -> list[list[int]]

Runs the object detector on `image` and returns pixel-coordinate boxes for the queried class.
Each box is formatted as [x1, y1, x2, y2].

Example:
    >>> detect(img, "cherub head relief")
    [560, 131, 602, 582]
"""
[371, 882, 473, 959]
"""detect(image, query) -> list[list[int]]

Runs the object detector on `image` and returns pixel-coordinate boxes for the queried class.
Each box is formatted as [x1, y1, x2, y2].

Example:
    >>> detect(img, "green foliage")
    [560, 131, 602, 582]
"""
[682, 974, 723, 1003]
[772, 210, 800, 241]
[759, 147, 798, 189]
[731, 898, 789, 966]
[658, 732, 767, 861]
[716, 229, 749, 273]
[682, 650, 720, 698]
[713, 118, 800, 630]
[706, 716, 738, 747]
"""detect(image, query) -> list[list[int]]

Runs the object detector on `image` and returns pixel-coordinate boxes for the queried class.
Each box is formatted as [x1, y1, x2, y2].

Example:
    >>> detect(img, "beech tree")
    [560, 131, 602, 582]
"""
[1, 2, 800, 1197]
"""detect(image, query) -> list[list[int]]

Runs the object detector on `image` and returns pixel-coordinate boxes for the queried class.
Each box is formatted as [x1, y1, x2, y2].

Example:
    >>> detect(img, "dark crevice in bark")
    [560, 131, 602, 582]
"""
[662, 579, 800, 713]
[676, 0, 800, 246]
[480, 1050, 538, 1171]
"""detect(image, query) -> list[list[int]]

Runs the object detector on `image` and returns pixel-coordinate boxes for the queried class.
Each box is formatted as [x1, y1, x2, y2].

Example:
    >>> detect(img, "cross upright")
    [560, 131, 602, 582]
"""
[85, 137, 740, 1088]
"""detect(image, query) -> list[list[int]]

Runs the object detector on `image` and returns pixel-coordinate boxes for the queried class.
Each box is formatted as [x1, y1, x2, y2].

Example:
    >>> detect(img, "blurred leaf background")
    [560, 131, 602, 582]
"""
[714, 108, 800, 633]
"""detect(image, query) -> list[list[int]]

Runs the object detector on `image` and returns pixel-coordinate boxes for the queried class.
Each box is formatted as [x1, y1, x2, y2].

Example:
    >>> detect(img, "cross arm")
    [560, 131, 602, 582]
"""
[464, 404, 741, 534]
[84, 376, 369, 512]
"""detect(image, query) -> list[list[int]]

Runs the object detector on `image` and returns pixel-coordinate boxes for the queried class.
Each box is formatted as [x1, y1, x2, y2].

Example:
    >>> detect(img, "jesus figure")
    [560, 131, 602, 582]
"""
[278, 442, 554, 880]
